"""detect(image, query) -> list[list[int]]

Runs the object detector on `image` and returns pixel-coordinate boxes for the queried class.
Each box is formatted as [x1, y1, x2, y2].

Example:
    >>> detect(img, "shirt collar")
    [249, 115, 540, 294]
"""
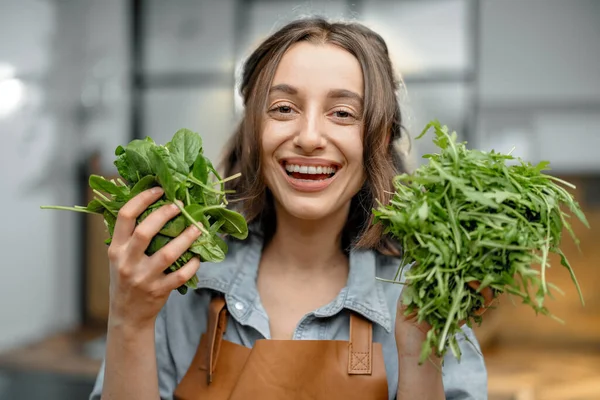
[194, 228, 393, 333]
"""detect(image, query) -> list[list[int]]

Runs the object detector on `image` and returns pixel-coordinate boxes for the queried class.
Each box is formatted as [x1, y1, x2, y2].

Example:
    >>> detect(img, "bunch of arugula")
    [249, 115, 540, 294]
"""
[373, 120, 589, 364]
[41, 129, 248, 294]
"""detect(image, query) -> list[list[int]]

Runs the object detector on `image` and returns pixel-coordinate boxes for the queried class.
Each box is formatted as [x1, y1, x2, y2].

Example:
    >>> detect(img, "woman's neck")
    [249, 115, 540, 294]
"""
[261, 203, 350, 273]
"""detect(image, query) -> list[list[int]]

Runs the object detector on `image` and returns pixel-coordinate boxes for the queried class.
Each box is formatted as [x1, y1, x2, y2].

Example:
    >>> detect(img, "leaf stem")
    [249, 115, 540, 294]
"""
[40, 205, 101, 215]
[439, 280, 464, 354]
[215, 172, 242, 185]
[187, 175, 225, 194]
[93, 190, 111, 203]
[95, 197, 117, 217]
[174, 202, 210, 236]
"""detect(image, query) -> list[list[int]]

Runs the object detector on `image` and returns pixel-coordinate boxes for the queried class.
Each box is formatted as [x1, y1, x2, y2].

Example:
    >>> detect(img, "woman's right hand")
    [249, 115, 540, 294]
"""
[106, 186, 203, 329]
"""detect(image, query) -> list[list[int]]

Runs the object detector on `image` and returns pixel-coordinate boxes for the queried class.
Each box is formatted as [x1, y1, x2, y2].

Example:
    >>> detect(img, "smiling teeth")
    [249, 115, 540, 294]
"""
[285, 164, 337, 174]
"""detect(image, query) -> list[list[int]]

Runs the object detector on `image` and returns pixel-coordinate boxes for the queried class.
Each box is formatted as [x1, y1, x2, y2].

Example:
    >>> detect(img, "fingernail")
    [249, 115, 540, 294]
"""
[190, 224, 201, 233]
[151, 187, 163, 194]
[171, 203, 180, 211]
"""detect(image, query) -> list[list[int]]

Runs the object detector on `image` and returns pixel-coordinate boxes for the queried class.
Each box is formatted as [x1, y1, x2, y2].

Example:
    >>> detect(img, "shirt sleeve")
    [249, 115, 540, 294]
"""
[442, 325, 488, 400]
[88, 305, 178, 400]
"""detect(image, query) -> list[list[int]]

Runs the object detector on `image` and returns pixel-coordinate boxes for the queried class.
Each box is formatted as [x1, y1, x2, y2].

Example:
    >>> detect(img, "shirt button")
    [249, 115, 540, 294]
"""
[235, 302, 244, 311]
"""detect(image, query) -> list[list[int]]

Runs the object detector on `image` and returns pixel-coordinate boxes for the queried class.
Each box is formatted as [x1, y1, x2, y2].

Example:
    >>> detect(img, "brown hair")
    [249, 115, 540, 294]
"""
[219, 17, 408, 255]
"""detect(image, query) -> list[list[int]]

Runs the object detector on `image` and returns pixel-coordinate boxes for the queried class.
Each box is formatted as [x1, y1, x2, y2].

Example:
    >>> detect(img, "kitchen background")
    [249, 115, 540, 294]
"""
[0, 0, 599, 399]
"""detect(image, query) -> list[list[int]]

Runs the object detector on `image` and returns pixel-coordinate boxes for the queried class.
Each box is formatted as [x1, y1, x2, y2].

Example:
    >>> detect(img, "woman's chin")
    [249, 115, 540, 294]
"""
[277, 197, 349, 222]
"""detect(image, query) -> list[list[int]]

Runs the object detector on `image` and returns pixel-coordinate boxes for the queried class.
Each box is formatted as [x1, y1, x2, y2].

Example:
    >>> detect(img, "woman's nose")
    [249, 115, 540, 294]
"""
[293, 112, 326, 152]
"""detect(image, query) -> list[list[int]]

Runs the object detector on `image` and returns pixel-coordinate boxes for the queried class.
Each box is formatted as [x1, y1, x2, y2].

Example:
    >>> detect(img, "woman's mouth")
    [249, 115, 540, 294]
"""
[279, 161, 340, 192]
[283, 162, 338, 181]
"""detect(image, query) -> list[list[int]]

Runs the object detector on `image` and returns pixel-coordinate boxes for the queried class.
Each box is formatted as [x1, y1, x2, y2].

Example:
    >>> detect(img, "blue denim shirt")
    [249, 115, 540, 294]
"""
[90, 228, 488, 399]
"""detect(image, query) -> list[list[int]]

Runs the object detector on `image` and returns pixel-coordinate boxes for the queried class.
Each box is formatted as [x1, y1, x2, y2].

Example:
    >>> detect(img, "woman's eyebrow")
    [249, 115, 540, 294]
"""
[269, 84, 298, 96]
[268, 85, 363, 105]
[327, 89, 363, 104]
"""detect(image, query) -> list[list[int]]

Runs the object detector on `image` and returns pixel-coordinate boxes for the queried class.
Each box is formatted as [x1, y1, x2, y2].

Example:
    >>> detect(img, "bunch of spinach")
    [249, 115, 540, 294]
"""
[41, 129, 248, 294]
[373, 120, 589, 364]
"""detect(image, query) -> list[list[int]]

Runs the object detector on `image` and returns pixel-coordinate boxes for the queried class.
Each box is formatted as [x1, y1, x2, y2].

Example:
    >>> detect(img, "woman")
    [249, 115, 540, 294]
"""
[90, 17, 490, 400]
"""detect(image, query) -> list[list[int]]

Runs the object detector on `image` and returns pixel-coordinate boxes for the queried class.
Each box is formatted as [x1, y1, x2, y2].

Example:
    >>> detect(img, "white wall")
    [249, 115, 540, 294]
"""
[479, 0, 600, 104]
[0, 0, 130, 352]
[476, 0, 600, 171]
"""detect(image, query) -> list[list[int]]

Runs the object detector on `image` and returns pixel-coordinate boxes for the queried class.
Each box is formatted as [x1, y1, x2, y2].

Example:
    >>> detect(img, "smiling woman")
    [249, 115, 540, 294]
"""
[222, 20, 404, 253]
[89, 17, 488, 400]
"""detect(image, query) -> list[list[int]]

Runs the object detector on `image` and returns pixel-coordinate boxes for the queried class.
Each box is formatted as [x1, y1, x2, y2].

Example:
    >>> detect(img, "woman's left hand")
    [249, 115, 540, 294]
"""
[395, 281, 495, 356]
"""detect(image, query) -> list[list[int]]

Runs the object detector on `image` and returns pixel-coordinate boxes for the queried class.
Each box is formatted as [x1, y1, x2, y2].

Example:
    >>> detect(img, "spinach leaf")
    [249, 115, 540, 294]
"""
[40, 127, 248, 296]
[191, 153, 209, 185]
[148, 146, 178, 200]
[89, 175, 128, 198]
[129, 175, 158, 197]
[167, 129, 203, 167]
[205, 207, 248, 239]
[190, 237, 226, 262]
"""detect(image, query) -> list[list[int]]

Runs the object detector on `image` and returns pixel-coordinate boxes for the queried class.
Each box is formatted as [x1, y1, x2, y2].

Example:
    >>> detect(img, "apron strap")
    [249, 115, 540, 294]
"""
[203, 296, 374, 379]
[202, 295, 228, 384]
[348, 313, 373, 375]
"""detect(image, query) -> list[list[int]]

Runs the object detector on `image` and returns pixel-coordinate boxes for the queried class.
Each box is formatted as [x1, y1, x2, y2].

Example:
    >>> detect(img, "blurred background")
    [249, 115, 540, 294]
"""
[0, 0, 598, 399]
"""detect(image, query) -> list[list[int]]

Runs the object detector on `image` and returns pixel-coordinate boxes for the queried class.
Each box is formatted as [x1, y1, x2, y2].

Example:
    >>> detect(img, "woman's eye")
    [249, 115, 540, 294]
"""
[333, 110, 354, 119]
[277, 106, 292, 114]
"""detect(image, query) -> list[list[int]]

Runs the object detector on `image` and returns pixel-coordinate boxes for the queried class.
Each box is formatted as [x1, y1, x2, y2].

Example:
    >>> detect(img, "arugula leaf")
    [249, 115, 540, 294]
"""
[374, 119, 589, 364]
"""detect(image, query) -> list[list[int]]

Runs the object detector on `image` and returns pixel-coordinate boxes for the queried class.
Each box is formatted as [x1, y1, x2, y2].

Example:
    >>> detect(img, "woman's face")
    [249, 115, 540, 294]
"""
[261, 41, 365, 222]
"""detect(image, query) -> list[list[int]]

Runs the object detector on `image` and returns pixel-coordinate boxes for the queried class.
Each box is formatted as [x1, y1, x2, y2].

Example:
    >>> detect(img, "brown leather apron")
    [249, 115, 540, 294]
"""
[173, 296, 389, 400]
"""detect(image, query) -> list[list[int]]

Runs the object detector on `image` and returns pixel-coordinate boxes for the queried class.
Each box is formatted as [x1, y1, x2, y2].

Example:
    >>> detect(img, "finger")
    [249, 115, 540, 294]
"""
[148, 224, 203, 274]
[161, 255, 201, 292]
[112, 187, 164, 245]
[129, 201, 182, 253]
[473, 287, 496, 316]
[480, 286, 494, 307]
[466, 281, 495, 316]
[467, 281, 495, 305]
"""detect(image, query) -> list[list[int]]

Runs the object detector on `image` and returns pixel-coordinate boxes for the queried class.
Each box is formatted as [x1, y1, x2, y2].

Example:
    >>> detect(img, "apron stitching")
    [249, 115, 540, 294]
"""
[350, 352, 370, 370]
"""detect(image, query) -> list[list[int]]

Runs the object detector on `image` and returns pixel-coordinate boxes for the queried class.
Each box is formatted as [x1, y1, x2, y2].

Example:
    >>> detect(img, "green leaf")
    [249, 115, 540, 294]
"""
[112, 139, 156, 184]
[159, 215, 187, 237]
[146, 234, 172, 256]
[166, 128, 203, 167]
[86, 199, 106, 214]
[205, 208, 248, 239]
[372, 118, 588, 364]
[40, 127, 250, 297]
[192, 153, 209, 185]
[114, 154, 139, 184]
[534, 161, 551, 172]
[148, 146, 178, 200]
[190, 239, 226, 262]
[418, 201, 429, 221]
[104, 209, 117, 238]
[184, 204, 210, 228]
[89, 175, 128, 198]
[125, 139, 155, 178]
[129, 175, 158, 197]
[461, 188, 499, 208]
[484, 190, 521, 204]
[214, 235, 228, 255]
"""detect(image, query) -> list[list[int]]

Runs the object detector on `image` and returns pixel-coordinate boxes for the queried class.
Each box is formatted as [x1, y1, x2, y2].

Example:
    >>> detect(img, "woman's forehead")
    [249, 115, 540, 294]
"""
[271, 41, 364, 97]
